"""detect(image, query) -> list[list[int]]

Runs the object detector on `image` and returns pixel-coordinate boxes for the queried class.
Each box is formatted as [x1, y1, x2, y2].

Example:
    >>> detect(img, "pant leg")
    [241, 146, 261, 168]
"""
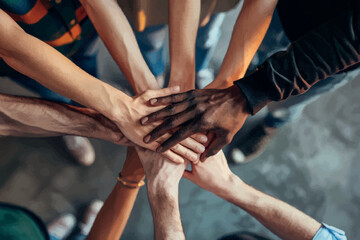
[49, 235, 62, 240]
[265, 69, 360, 128]
[68, 234, 87, 240]
[134, 25, 167, 77]
[195, 13, 226, 72]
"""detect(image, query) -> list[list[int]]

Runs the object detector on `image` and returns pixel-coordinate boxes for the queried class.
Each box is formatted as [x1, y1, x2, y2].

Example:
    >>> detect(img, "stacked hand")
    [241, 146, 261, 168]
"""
[140, 85, 250, 160]
[112, 86, 208, 163]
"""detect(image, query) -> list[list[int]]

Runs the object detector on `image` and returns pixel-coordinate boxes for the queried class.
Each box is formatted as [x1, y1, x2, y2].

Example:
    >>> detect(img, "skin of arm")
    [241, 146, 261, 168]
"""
[0, 93, 131, 144]
[80, 0, 159, 93]
[87, 148, 145, 240]
[183, 151, 322, 240]
[78, 0, 208, 163]
[0, 10, 207, 162]
[208, 0, 278, 89]
[136, 147, 186, 240]
[168, 0, 200, 91]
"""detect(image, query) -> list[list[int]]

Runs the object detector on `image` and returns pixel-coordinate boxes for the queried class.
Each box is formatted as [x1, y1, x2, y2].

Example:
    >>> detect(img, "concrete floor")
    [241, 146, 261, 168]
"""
[1, 4, 360, 240]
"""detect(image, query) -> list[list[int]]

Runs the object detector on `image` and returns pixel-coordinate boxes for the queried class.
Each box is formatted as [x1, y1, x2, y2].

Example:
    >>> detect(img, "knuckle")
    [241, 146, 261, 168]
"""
[167, 104, 176, 114]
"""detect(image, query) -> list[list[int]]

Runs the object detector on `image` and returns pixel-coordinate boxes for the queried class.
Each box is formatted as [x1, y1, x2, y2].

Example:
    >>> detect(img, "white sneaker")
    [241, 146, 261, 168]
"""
[78, 200, 104, 236]
[196, 68, 214, 89]
[48, 213, 76, 239]
[62, 136, 95, 166]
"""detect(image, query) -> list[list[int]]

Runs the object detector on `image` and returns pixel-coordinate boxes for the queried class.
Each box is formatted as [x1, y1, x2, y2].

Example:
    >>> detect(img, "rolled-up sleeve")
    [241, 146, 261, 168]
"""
[234, 0, 360, 114]
[313, 224, 347, 240]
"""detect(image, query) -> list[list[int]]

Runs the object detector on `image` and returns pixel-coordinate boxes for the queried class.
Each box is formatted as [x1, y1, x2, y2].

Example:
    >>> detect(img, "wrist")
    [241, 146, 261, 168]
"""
[147, 178, 179, 199]
[226, 85, 251, 116]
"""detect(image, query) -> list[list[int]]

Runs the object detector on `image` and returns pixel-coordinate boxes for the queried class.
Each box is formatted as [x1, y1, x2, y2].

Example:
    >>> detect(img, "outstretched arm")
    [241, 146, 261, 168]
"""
[136, 147, 186, 240]
[209, 0, 278, 88]
[184, 152, 344, 240]
[168, 0, 201, 91]
[0, 9, 128, 120]
[0, 93, 129, 144]
[87, 148, 145, 240]
[80, 0, 159, 93]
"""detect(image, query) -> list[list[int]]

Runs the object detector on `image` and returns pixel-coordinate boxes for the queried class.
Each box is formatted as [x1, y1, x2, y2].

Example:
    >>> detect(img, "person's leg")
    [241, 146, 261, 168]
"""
[134, 25, 167, 85]
[68, 200, 104, 240]
[195, 13, 226, 88]
[48, 214, 76, 240]
[231, 69, 359, 163]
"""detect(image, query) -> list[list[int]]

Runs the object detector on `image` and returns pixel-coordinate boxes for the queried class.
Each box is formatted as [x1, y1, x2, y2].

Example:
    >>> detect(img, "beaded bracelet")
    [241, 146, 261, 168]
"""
[117, 173, 145, 189]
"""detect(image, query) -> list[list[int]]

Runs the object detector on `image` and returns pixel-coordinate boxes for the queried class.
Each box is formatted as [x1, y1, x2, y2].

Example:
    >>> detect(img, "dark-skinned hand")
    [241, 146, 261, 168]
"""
[140, 85, 250, 160]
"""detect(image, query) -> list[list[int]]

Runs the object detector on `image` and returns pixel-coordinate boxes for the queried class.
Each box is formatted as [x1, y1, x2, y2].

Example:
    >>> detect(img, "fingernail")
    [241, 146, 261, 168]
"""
[156, 146, 162, 152]
[201, 136, 208, 142]
[197, 146, 205, 153]
[141, 117, 148, 124]
[144, 135, 151, 143]
[150, 99, 157, 105]
[172, 86, 180, 92]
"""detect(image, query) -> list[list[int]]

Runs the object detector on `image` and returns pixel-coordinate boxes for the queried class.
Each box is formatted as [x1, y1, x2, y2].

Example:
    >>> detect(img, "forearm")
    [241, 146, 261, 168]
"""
[220, 175, 321, 240]
[0, 93, 121, 142]
[0, 11, 129, 120]
[168, 0, 200, 90]
[87, 184, 139, 240]
[147, 184, 185, 240]
[214, 0, 277, 88]
[81, 0, 159, 93]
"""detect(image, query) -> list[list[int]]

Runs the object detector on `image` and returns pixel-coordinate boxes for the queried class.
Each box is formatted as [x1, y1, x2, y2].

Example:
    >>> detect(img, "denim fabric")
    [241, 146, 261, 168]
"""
[134, 13, 226, 77]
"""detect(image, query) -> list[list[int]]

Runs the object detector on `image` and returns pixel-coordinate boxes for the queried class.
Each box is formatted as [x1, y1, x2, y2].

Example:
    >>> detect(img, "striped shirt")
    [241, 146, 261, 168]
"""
[0, 0, 97, 76]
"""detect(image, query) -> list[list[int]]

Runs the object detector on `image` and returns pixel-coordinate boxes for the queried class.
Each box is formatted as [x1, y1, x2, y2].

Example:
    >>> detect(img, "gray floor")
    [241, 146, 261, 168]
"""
[1, 4, 360, 240]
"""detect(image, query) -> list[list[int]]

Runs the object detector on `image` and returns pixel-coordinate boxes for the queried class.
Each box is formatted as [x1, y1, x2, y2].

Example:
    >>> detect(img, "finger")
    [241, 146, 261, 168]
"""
[141, 101, 195, 125]
[179, 137, 205, 154]
[144, 86, 180, 99]
[162, 150, 185, 164]
[200, 136, 227, 161]
[148, 89, 195, 106]
[143, 110, 196, 143]
[190, 133, 208, 144]
[157, 121, 198, 152]
[170, 144, 200, 163]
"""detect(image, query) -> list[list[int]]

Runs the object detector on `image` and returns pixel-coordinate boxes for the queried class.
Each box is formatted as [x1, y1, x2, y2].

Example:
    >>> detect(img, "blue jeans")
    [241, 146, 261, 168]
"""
[134, 13, 226, 77]
[253, 10, 359, 128]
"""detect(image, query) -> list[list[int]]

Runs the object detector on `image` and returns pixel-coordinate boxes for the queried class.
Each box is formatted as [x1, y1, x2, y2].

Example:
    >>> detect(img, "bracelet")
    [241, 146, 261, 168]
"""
[117, 173, 145, 189]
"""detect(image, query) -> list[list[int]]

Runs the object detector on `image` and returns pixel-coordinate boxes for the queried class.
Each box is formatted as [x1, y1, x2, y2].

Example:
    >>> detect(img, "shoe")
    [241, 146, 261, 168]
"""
[196, 68, 214, 89]
[230, 123, 277, 164]
[48, 213, 76, 239]
[62, 136, 95, 166]
[78, 200, 104, 236]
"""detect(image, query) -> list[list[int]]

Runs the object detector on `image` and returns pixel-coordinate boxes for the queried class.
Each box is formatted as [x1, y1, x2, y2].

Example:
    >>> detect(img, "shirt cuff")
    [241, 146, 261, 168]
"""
[233, 68, 272, 115]
[313, 223, 347, 240]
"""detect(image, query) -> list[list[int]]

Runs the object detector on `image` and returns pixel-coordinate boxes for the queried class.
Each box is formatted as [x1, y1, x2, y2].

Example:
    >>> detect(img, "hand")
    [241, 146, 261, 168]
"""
[114, 86, 207, 163]
[84, 108, 134, 146]
[136, 146, 188, 195]
[183, 150, 243, 199]
[140, 85, 250, 160]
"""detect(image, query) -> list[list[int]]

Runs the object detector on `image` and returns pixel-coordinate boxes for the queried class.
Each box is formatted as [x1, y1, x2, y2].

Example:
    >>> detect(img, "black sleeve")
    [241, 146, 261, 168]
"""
[234, 0, 360, 115]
